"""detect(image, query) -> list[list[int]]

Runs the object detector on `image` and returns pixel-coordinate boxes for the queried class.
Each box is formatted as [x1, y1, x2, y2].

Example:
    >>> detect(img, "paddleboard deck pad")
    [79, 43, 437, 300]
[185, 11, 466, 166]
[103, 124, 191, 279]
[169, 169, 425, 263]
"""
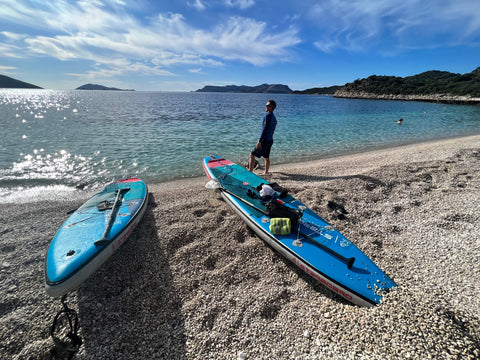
[203, 155, 396, 306]
[45, 177, 148, 297]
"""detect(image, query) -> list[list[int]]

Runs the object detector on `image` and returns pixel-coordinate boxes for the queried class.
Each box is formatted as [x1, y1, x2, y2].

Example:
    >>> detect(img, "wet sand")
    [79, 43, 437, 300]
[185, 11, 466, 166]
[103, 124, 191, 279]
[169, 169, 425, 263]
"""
[1, 135, 479, 359]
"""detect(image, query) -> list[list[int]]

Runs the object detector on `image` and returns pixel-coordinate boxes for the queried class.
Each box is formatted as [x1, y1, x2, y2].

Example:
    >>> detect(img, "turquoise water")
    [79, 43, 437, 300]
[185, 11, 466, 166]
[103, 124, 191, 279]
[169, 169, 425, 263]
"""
[1, 89, 479, 203]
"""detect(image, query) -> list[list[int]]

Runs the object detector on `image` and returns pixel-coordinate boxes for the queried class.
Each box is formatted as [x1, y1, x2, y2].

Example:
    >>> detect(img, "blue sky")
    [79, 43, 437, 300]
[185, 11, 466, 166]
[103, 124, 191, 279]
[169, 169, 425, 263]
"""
[1, 0, 479, 91]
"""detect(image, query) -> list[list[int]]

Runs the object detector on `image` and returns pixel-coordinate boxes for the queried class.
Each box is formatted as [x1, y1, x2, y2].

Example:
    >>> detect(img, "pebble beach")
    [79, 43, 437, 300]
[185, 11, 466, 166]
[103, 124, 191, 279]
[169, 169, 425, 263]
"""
[1, 135, 479, 359]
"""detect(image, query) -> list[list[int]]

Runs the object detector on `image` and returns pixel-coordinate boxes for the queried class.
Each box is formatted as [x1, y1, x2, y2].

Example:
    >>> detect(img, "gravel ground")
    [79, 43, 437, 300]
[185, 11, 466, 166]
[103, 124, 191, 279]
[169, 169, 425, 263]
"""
[1, 135, 479, 359]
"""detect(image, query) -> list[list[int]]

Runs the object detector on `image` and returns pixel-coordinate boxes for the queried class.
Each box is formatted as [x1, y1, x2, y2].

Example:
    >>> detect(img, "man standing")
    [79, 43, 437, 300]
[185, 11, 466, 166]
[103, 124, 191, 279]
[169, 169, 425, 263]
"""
[249, 100, 277, 174]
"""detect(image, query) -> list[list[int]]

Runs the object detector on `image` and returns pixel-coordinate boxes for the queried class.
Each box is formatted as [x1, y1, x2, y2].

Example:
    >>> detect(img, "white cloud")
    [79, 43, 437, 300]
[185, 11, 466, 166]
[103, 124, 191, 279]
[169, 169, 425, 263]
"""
[26, 36, 79, 61]
[0, 42, 23, 58]
[0, 1, 299, 79]
[1, 31, 27, 41]
[310, 0, 480, 53]
[0, 65, 17, 72]
[211, 17, 300, 65]
[224, 0, 255, 10]
[190, 0, 206, 11]
[0, 32, 28, 58]
[68, 62, 174, 80]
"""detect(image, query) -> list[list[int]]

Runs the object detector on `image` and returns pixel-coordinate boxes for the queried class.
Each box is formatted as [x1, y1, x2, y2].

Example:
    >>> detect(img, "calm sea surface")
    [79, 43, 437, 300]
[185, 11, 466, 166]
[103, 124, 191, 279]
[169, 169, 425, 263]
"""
[1, 89, 480, 203]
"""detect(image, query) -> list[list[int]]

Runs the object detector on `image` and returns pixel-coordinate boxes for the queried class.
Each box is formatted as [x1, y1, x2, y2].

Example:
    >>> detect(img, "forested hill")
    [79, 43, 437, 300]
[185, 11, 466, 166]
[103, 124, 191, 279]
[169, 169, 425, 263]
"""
[291, 85, 342, 95]
[0, 75, 42, 89]
[338, 68, 480, 97]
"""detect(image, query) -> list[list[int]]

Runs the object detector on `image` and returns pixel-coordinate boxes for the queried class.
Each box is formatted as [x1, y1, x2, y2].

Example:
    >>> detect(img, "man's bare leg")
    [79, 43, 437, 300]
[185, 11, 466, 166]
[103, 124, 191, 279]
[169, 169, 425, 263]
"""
[264, 158, 270, 174]
[249, 154, 256, 172]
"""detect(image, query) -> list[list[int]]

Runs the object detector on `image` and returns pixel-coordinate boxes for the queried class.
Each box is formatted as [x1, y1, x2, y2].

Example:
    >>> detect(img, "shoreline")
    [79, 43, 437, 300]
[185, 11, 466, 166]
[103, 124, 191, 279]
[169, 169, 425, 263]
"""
[6, 133, 480, 206]
[148, 133, 480, 191]
[333, 91, 480, 105]
[1, 135, 479, 359]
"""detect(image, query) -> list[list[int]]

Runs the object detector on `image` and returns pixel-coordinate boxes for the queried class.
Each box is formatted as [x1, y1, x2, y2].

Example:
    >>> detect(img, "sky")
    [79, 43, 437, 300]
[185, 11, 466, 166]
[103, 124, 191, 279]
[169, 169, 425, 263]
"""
[1, 0, 479, 91]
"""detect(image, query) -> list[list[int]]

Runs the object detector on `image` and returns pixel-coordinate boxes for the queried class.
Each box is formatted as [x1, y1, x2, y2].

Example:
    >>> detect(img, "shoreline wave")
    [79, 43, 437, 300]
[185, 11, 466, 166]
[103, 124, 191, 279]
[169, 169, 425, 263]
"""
[2, 133, 480, 204]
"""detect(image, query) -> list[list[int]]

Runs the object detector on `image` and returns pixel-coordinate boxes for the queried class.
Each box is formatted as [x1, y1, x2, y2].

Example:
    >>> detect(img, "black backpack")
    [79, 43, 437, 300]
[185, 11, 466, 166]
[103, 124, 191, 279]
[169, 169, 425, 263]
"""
[265, 200, 301, 226]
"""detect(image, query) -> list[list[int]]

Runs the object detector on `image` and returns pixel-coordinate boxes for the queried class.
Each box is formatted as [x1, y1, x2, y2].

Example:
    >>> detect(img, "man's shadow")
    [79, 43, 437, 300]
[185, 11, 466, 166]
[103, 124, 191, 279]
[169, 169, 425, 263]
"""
[274, 171, 387, 189]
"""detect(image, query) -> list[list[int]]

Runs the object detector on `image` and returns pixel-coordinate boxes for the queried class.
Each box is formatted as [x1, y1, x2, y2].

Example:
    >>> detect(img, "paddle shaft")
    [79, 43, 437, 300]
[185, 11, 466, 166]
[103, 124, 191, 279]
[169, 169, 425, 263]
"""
[216, 185, 355, 269]
[219, 187, 268, 216]
[95, 187, 129, 246]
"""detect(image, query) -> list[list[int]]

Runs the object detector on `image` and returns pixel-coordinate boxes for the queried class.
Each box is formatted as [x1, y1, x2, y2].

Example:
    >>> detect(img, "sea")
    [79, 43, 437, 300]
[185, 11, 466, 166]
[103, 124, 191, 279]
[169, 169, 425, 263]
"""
[1, 89, 480, 204]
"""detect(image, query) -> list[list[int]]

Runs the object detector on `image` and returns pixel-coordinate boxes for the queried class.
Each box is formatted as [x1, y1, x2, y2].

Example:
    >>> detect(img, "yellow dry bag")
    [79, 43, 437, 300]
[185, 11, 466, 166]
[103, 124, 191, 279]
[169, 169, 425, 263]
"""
[269, 218, 292, 235]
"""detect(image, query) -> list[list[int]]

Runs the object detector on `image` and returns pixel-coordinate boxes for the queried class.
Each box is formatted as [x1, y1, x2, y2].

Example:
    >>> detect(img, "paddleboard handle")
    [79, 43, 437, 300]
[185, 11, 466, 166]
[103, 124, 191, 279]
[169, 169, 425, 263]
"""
[94, 187, 130, 246]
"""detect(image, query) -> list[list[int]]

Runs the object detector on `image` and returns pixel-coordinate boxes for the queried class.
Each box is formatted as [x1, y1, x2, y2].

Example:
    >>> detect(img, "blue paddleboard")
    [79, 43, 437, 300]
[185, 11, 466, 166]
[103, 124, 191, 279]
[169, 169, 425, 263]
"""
[203, 155, 396, 306]
[45, 177, 148, 297]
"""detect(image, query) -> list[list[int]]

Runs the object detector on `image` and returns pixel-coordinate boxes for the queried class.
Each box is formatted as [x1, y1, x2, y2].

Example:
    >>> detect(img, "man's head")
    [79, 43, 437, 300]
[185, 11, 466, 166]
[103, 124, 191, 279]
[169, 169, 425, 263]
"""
[265, 100, 276, 111]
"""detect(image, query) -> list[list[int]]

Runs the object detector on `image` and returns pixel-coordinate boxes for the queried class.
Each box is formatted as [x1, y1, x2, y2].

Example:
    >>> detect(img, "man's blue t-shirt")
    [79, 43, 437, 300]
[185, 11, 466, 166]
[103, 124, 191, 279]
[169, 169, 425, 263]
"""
[259, 112, 277, 142]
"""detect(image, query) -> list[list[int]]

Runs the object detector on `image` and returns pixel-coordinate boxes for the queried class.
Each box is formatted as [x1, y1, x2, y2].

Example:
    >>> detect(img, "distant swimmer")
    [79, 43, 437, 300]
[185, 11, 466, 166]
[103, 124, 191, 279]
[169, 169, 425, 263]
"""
[397, 118, 403, 125]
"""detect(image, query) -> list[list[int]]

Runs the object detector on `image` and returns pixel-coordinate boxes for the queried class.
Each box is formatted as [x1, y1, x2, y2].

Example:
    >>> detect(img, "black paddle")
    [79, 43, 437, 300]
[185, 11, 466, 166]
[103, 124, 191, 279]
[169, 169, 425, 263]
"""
[206, 179, 269, 215]
[205, 179, 355, 269]
[297, 231, 355, 269]
[94, 187, 130, 246]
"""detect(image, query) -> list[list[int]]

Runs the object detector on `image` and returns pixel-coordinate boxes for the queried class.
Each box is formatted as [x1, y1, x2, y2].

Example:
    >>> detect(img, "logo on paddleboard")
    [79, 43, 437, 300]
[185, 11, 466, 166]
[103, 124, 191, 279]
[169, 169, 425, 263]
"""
[340, 238, 351, 247]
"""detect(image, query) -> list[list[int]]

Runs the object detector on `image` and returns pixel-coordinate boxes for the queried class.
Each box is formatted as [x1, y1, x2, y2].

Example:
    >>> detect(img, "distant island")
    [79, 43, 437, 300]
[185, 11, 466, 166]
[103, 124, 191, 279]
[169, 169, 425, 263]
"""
[0, 75, 42, 89]
[76, 84, 134, 91]
[195, 83, 292, 94]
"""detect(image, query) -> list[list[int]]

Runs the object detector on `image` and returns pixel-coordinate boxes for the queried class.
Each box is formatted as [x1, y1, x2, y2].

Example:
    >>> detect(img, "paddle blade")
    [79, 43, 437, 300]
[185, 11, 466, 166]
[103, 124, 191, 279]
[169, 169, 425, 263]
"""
[205, 179, 222, 189]
[94, 239, 110, 247]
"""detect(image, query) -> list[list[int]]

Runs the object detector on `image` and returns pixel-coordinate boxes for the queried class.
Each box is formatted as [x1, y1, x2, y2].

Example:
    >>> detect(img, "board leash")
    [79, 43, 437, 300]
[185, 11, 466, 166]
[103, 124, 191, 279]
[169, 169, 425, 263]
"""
[50, 294, 82, 359]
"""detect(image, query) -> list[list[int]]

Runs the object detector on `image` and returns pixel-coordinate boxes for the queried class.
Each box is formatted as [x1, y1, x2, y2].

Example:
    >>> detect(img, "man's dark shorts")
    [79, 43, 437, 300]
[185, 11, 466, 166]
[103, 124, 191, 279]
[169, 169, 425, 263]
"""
[251, 140, 273, 158]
